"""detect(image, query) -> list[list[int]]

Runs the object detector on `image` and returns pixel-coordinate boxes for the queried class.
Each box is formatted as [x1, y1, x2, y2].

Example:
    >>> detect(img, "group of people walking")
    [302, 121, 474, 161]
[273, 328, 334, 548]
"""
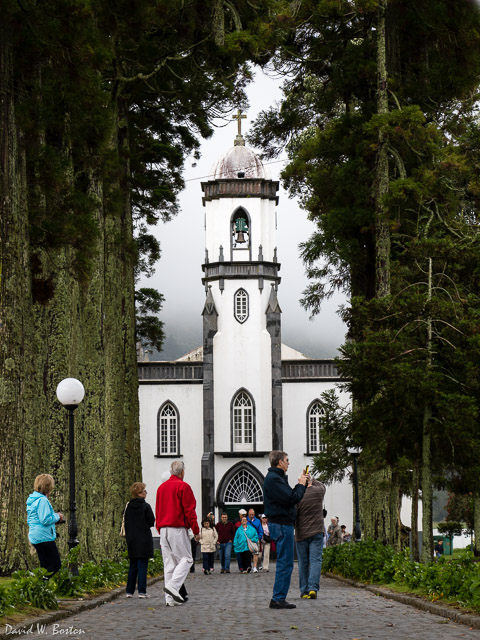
[326, 517, 351, 545]
[201, 508, 271, 575]
[26, 449, 329, 610]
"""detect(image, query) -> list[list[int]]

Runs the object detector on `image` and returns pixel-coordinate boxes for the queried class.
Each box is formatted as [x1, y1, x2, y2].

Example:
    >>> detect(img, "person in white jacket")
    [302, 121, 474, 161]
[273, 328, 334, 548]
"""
[199, 518, 218, 574]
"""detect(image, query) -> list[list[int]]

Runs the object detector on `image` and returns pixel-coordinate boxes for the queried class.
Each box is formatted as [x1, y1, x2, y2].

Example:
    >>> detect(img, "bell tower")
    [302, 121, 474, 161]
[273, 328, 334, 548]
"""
[200, 118, 282, 516]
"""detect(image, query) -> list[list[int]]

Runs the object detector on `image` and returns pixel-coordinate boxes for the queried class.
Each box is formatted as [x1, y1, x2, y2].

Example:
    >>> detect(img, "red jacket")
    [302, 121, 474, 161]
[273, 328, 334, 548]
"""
[155, 475, 199, 535]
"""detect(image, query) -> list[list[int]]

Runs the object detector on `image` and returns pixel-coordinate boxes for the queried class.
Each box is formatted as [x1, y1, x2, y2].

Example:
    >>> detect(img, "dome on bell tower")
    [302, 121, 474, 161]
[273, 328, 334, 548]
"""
[210, 135, 271, 180]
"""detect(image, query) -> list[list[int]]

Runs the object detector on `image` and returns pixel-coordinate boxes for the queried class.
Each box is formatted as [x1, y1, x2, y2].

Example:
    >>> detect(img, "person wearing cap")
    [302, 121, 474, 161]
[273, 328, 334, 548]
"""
[234, 508, 248, 572]
[247, 508, 263, 573]
[264, 450, 308, 609]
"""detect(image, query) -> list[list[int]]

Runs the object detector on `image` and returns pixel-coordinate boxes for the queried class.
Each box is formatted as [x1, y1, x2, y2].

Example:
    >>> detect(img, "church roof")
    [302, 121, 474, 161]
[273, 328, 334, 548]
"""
[210, 136, 270, 180]
[176, 346, 204, 362]
[175, 343, 309, 362]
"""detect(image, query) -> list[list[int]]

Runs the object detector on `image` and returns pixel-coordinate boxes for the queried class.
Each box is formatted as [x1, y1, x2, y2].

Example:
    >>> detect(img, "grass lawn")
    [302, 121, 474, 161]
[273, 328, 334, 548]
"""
[0, 577, 14, 587]
[381, 581, 480, 616]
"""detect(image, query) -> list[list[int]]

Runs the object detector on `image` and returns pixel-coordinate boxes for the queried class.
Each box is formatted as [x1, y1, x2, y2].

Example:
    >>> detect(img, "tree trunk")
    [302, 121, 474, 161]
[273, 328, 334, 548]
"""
[420, 403, 433, 563]
[420, 257, 433, 564]
[100, 94, 141, 558]
[374, 0, 390, 299]
[0, 49, 141, 571]
[358, 0, 401, 549]
[410, 465, 420, 561]
[473, 494, 480, 557]
[359, 465, 401, 547]
[0, 19, 32, 573]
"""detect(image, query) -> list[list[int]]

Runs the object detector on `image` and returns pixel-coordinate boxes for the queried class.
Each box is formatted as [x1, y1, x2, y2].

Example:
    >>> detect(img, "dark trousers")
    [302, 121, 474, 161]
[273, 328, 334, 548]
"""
[238, 550, 252, 571]
[202, 552, 214, 571]
[126, 557, 149, 595]
[34, 541, 61, 577]
[190, 539, 197, 573]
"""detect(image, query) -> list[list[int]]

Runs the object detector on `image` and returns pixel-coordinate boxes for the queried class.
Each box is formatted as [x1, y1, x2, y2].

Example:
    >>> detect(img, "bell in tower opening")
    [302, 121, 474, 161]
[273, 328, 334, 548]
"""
[232, 210, 250, 248]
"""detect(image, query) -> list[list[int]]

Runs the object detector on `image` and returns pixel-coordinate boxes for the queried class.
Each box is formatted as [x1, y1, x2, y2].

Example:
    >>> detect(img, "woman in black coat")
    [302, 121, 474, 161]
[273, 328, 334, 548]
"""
[125, 482, 155, 598]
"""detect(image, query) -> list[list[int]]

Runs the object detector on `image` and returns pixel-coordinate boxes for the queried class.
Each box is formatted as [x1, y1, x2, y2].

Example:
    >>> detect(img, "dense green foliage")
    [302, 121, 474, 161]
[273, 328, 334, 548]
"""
[323, 539, 396, 583]
[0, 569, 58, 615]
[135, 288, 165, 352]
[249, 0, 480, 552]
[446, 493, 475, 532]
[323, 541, 480, 611]
[0, 549, 163, 617]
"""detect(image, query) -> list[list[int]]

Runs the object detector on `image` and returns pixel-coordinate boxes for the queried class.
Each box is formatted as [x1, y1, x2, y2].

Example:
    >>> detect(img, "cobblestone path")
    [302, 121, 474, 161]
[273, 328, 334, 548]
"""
[25, 564, 480, 639]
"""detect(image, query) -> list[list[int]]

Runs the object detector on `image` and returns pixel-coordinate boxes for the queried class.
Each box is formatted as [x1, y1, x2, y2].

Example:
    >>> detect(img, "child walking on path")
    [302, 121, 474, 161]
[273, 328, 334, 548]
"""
[199, 518, 218, 574]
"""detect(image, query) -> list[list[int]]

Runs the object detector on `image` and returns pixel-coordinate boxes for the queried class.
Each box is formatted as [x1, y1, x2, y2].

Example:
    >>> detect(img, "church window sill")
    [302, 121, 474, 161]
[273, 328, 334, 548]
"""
[154, 454, 183, 458]
[215, 451, 269, 458]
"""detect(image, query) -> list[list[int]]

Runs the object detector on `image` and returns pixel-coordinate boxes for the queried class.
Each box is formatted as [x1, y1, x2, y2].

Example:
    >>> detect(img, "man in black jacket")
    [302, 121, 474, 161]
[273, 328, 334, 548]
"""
[264, 450, 308, 609]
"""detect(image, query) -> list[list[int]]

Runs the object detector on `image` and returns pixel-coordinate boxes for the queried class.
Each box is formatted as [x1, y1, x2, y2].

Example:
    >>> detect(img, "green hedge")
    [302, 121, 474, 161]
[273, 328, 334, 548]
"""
[0, 550, 163, 618]
[322, 541, 480, 611]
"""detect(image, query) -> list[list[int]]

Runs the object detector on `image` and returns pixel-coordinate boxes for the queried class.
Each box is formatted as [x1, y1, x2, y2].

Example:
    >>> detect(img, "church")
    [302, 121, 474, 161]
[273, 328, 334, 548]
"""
[138, 120, 352, 538]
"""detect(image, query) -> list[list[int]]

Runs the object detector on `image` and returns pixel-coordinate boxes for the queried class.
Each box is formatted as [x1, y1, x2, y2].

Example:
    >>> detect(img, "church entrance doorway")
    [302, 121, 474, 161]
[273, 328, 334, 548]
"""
[216, 463, 265, 523]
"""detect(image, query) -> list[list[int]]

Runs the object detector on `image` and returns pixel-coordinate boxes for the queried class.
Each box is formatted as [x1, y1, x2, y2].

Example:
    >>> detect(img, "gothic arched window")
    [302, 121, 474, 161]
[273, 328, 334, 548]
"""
[307, 401, 327, 454]
[223, 468, 263, 504]
[231, 390, 255, 452]
[157, 402, 179, 456]
[234, 288, 249, 324]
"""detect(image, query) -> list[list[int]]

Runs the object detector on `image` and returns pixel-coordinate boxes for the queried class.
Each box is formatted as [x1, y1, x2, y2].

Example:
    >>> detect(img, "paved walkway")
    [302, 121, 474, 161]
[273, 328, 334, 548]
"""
[6, 564, 480, 639]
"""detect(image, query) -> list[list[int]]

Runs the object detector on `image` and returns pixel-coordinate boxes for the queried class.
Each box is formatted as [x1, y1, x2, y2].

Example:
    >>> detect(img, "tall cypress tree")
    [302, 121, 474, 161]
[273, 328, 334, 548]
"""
[0, 0, 276, 572]
[249, 0, 480, 554]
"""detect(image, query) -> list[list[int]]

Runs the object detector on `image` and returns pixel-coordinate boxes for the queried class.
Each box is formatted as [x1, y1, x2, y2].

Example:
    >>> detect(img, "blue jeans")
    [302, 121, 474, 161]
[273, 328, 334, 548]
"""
[219, 541, 232, 570]
[268, 522, 294, 602]
[126, 557, 149, 595]
[296, 532, 324, 594]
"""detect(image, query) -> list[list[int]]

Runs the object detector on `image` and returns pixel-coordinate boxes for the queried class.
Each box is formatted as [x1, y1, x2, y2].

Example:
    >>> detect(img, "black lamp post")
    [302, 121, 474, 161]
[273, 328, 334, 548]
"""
[56, 377, 85, 575]
[347, 447, 362, 543]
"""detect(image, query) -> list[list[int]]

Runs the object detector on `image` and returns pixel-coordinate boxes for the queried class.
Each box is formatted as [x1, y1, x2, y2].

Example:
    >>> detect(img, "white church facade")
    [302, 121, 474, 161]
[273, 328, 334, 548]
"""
[138, 128, 352, 536]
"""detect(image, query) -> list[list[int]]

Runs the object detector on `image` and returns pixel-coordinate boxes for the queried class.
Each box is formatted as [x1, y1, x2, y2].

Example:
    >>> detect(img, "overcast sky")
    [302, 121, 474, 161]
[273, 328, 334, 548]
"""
[139, 68, 347, 361]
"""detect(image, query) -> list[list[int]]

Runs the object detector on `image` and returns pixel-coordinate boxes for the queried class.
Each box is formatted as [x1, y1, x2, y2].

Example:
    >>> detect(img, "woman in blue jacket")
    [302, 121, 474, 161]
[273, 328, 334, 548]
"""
[26, 474, 63, 576]
[233, 516, 259, 573]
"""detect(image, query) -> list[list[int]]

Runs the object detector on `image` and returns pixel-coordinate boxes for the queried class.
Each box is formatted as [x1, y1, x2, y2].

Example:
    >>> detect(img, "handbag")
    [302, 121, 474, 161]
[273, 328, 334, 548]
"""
[263, 534, 271, 544]
[119, 502, 129, 538]
[242, 527, 259, 555]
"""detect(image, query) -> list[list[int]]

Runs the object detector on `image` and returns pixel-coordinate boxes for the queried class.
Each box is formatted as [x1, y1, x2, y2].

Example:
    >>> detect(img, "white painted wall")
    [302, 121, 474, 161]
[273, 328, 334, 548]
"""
[283, 381, 353, 531]
[139, 383, 203, 526]
[211, 278, 273, 453]
[204, 194, 277, 263]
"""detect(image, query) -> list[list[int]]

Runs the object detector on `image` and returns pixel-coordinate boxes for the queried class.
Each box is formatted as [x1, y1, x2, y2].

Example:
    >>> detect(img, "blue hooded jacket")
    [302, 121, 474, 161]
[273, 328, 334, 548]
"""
[26, 491, 60, 544]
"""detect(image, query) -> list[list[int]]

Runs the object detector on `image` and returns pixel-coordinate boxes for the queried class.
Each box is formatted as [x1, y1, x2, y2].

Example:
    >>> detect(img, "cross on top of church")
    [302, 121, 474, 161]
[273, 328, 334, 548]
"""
[232, 109, 247, 135]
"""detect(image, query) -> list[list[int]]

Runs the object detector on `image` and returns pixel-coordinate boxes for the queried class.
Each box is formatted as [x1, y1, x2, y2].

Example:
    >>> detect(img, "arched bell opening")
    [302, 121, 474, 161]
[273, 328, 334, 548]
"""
[230, 207, 252, 260]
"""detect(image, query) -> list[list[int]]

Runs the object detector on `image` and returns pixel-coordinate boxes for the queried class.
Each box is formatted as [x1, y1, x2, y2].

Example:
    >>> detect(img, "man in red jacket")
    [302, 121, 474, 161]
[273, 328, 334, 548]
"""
[155, 460, 199, 607]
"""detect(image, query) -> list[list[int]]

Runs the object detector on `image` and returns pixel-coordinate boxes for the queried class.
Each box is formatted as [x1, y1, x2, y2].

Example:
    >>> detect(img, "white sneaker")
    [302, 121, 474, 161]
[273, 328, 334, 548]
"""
[138, 593, 150, 599]
[166, 601, 183, 607]
[126, 594, 133, 598]
[252, 567, 258, 573]
[163, 584, 184, 603]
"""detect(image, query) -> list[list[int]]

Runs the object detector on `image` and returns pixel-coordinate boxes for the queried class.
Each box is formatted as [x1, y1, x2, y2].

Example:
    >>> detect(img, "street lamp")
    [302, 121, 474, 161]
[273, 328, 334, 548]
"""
[56, 377, 85, 575]
[347, 447, 362, 543]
